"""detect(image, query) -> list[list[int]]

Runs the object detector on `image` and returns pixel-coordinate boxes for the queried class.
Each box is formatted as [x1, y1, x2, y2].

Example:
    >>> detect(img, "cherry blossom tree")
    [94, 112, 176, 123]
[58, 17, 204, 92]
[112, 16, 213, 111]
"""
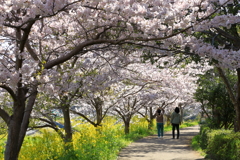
[0, 0, 233, 159]
[145, 56, 209, 114]
[113, 82, 157, 134]
[182, 0, 240, 130]
[68, 51, 131, 128]
[30, 94, 67, 139]
[30, 49, 134, 144]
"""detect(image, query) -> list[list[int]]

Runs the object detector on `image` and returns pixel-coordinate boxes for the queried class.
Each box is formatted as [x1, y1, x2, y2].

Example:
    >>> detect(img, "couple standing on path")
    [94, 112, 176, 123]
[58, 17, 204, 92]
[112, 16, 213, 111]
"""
[156, 107, 181, 139]
[118, 107, 204, 160]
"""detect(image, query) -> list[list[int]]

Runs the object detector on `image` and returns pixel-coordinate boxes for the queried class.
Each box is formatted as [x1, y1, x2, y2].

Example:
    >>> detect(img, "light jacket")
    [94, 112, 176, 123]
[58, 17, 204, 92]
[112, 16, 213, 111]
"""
[171, 112, 181, 124]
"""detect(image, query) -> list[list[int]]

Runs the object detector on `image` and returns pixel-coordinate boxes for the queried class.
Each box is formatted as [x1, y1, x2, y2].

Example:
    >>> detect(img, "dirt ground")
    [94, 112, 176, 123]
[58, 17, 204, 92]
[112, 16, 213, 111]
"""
[117, 125, 205, 160]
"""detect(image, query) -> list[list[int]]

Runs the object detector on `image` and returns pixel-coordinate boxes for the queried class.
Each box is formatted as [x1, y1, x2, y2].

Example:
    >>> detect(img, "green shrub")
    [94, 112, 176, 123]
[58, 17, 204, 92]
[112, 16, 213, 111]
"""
[199, 125, 211, 149]
[198, 126, 240, 160]
[206, 132, 240, 160]
[191, 135, 201, 151]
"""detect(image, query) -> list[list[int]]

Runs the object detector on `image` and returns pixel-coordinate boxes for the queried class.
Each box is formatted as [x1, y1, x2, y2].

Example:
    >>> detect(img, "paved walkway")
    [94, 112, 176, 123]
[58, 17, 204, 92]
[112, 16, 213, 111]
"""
[117, 125, 205, 160]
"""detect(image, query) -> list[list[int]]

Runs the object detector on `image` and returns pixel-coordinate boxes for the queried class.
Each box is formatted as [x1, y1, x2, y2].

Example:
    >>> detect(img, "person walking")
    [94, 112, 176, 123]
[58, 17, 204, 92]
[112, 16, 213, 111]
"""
[156, 108, 164, 138]
[171, 107, 181, 139]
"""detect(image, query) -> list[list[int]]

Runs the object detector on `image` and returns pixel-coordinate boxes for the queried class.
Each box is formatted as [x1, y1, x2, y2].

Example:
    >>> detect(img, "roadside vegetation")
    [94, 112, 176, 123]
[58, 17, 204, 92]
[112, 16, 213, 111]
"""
[191, 68, 240, 160]
[192, 124, 240, 160]
[0, 117, 198, 160]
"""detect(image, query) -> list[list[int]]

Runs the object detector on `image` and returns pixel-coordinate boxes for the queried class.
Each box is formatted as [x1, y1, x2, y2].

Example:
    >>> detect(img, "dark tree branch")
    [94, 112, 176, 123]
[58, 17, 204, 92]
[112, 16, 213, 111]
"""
[25, 40, 39, 61]
[215, 28, 239, 42]
[0, 107, 10, 125]
[70, 109, 98, 127]
[216, 67, 236, 104]
[0, 85, 17, 102]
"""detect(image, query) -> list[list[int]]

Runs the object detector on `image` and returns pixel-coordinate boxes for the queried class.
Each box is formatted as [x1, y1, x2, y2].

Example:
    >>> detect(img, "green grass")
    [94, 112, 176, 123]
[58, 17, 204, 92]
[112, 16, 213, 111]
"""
[191, 134, 206, 157]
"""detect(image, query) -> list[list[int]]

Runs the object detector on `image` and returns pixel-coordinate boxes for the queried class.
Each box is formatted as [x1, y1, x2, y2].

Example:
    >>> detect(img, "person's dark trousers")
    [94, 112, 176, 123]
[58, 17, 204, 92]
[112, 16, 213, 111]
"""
[172, 123, 179, 139]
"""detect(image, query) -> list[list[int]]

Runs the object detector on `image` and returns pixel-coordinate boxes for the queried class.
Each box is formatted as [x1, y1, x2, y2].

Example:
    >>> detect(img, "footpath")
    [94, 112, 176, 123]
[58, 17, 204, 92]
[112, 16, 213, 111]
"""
[117, 125, 205, 160]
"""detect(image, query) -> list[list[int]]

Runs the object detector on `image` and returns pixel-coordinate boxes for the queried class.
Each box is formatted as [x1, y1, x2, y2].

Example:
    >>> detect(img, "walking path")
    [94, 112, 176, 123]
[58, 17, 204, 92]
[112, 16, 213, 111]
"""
[117, 125, 205, 160]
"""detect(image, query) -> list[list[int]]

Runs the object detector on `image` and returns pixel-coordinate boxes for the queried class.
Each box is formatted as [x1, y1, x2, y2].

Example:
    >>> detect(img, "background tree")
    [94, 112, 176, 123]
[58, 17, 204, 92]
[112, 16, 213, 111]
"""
[194, 68, 236, 129]
[30, 49, 133, 142]
[112, 70, 157, 134]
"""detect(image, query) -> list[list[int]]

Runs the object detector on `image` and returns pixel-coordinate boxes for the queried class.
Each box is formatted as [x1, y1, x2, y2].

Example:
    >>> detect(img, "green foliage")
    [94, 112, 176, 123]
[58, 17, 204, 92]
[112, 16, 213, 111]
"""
[140, 51, 160, 65]
[0, 117, 148, 160]
[0, 117, 199, 160]
[0, 136, 6, 156]
[0, 93, 12, 135]
[199, 125, 211, 149]
[191, 135, 200, 150]
[0, 120, 7, 135]
[191, 134, 206, 157]
[16, 131, 64, 160]
[19, 118, 128, 160]
[192, 0, 240, 61]
[195, 125, 240, 160]
[181, 121, 199, 127]
[125, 118, 152, 141]
[206, 132, 240, 160]
[194, 68, 236, 129]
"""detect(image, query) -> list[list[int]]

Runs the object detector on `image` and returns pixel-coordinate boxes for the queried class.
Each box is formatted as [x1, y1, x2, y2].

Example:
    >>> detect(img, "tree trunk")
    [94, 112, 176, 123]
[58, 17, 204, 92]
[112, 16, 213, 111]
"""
[95, 97, 103, 126]
[62, 104, 72, 143]
[148, 107, 156, 130]
[124, 120, 130, 134]
[5, 103, 24, 160]
[4, 86, 37, 160]
[61, 97, 73, 150]
[235, 68, 240, 131]
[216, 67, 240, 131]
